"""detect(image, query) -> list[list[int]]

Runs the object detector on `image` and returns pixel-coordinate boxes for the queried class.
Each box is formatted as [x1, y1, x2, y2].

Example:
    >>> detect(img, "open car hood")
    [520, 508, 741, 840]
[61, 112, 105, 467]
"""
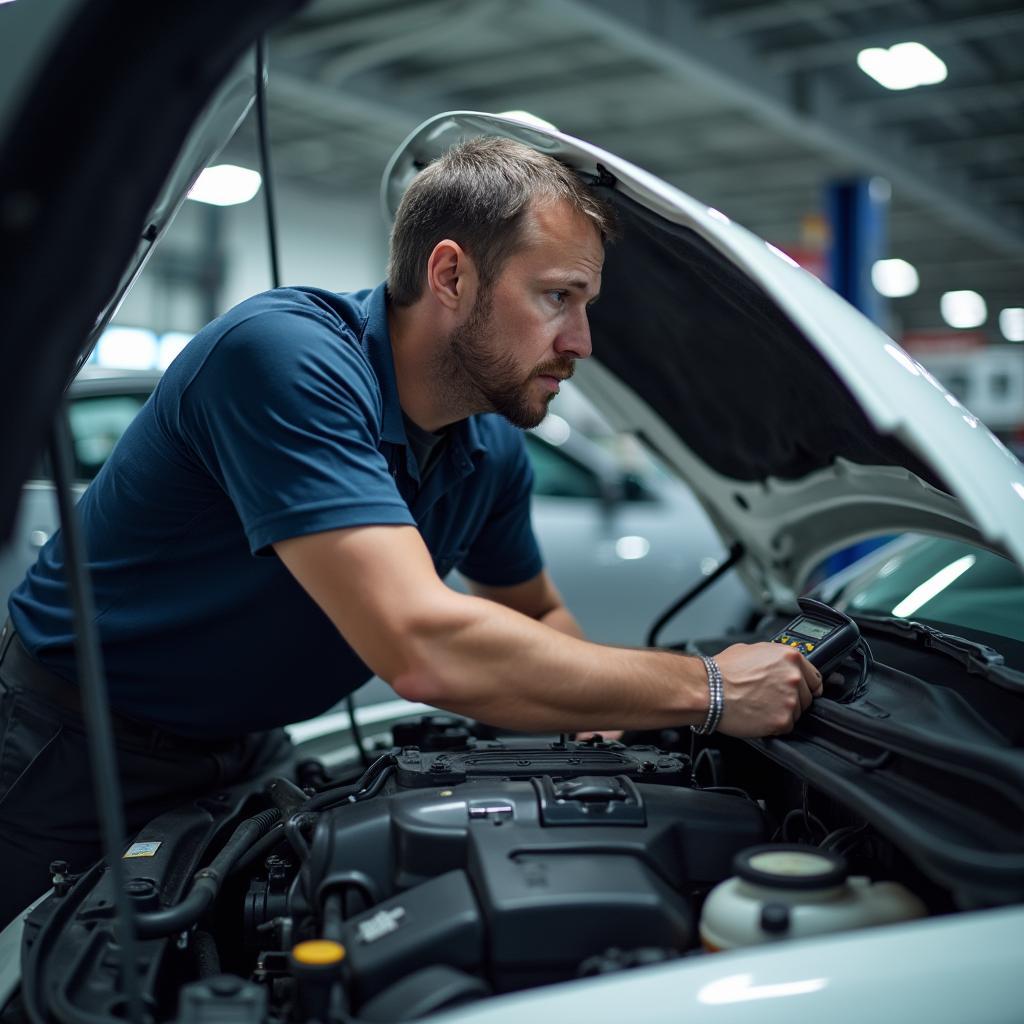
[0, 0, 304, 544]
[383, 112, 1024, 606]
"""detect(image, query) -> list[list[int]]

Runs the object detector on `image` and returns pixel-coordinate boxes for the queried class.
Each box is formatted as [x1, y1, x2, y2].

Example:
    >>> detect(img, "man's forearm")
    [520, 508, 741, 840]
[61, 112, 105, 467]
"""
[539, 603, 586, 640]
[276, 525, 817, 740]
[391, 590, 707, 732]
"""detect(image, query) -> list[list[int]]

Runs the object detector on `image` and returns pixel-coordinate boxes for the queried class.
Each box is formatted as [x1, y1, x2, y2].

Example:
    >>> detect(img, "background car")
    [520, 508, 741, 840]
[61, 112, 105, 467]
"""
[0, 368, 158, 611]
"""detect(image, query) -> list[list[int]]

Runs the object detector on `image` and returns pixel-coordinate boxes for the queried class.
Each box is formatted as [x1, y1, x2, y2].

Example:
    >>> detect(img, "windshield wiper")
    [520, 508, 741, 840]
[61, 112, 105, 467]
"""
[854, 614, 1024, 693]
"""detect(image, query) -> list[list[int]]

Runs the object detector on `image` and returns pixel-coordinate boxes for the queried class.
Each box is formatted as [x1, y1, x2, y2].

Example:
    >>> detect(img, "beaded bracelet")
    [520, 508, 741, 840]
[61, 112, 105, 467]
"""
[691, 654, 724, 735]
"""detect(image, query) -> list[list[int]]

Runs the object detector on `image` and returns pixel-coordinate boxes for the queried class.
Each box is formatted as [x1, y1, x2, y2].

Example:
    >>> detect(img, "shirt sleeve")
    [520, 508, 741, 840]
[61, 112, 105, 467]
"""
[177, 305, 415, 555]
[457, 430, 544, 586]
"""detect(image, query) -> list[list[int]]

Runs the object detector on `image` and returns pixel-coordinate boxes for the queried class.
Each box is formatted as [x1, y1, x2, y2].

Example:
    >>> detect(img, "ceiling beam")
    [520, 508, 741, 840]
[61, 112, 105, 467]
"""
[545, 0, 1024, 258]
[763, 7, 1024, 73]
[854, 77, 1024, 119]
[699, 0, 898, 34]
[268, 67, 429, 140]
[274, 0, 463, 59]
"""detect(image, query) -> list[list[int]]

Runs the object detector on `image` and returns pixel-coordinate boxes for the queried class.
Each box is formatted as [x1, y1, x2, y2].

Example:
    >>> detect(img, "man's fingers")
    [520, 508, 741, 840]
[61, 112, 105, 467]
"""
[797, 676, 814, 712]
[799, 655, 824, 697]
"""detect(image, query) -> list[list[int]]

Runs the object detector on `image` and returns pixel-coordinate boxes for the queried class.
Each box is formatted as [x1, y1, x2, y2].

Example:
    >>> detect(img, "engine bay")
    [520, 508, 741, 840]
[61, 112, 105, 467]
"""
[16, 700, 979, 1024]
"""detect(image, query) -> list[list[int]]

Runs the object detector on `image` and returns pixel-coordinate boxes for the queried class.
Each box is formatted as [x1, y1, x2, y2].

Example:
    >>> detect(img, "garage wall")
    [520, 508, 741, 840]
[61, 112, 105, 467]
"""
[222, 180, 388, 307]
[113, 179, 387, 338]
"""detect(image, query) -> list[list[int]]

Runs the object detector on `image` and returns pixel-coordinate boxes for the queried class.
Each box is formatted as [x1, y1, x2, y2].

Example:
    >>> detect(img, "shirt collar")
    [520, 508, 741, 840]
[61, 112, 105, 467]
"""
[361, 282, 407, 446]
[361, 282, 489, 459]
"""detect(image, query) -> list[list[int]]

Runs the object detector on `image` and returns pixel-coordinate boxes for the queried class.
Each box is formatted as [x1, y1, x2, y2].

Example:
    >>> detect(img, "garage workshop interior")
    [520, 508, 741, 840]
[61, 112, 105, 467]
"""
[1, 3, 1023, 1024]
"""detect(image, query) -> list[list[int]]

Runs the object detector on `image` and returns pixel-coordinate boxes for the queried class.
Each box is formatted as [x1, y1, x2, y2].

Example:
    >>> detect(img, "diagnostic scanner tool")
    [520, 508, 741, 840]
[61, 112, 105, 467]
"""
[771, 597, 860, 674]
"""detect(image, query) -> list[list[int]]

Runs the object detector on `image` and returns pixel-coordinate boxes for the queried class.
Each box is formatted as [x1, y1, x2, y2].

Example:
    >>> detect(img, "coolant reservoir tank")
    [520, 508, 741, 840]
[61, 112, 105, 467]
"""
[699, 844, 926, 951]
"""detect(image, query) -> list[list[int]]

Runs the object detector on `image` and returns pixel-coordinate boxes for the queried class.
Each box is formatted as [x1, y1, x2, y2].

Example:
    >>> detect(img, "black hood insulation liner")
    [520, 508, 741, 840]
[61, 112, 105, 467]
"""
[591, 190, 947, 493]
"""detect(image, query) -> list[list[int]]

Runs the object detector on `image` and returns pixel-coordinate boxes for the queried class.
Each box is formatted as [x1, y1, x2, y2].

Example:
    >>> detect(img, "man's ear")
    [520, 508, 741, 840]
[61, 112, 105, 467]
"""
[425, 239, 476, 312]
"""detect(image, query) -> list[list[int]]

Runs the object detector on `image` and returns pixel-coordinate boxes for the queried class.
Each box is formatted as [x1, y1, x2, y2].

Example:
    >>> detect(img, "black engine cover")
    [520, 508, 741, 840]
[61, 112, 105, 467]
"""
[300, 760, 765, 995]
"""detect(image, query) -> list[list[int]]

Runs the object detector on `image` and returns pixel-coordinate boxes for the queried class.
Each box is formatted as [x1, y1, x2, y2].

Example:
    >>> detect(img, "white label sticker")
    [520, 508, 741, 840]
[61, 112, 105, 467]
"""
[357, 907, 405, 944]
[123, 841, 162, 859]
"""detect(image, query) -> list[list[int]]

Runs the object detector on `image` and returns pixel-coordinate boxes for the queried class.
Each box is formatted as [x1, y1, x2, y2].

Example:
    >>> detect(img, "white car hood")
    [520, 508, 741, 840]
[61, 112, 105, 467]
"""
[383, 112, 1024, 605]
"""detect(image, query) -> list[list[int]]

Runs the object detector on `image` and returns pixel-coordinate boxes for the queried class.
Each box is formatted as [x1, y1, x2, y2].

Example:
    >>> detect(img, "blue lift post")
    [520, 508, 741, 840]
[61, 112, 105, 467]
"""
[821, 177, 893, 578]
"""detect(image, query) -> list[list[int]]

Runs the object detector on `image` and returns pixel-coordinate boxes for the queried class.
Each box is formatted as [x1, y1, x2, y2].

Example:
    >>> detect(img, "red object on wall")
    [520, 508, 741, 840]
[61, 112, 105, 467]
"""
[903, 330, 987, 353]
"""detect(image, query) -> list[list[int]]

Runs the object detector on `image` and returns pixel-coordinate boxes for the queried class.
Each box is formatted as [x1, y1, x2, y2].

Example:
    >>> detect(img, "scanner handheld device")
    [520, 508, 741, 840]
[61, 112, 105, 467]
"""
[770, 597, 860, 675]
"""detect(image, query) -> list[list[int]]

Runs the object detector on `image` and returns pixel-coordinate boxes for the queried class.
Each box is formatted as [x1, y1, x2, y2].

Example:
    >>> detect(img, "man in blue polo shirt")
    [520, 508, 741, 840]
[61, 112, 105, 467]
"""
[0, 137, 820, 924]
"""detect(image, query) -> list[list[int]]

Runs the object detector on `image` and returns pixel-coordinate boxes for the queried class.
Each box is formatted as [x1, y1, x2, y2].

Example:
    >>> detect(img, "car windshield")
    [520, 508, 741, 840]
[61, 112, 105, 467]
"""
[834, 535, 1024, 650]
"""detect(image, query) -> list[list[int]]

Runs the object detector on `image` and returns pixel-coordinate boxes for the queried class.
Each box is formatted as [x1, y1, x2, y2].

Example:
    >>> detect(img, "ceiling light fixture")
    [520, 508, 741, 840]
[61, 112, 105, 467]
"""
[940, 290, 987, 329]
[998, 308, 1024, 343]
[871, 258, 919, 298]
[857, 42, 947, 91]
[187, 165, 262, 206]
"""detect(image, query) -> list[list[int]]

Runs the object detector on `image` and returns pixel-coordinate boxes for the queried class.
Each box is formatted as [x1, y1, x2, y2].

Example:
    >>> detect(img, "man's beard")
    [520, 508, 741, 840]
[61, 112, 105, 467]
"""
[437, 290, 574, 429]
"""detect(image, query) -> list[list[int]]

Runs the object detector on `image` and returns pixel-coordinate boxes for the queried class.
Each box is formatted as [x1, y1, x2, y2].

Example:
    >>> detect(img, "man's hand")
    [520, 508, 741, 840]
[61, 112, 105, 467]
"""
[714, 642, 823, 737]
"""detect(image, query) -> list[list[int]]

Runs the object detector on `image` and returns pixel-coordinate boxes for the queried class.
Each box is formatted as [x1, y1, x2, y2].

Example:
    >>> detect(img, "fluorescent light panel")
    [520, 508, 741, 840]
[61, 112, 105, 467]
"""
[999, 308, 1024, 342]
[871, 258, 919, 298]
[940, 290, 987, 329]
[857, 42, 947, 90]
[188, 165, 262, 206]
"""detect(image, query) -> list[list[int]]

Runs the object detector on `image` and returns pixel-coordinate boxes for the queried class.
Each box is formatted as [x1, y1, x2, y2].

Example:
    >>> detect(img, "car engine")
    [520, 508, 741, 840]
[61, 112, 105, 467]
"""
[16, 709, 947, 1024]
[260, 730, 762, 1009]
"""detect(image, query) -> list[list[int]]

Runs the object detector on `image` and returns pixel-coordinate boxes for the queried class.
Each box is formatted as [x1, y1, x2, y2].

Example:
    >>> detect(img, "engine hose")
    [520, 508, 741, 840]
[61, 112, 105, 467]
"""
[192, 929, 222, 978]
[230, 821, 286, 876]
[306, 752, 397, 811]
[322, 892, 345, 942]
[231, 758, 400, 881]
[285, 812, 317, 862]
[134, 808, 282, 938]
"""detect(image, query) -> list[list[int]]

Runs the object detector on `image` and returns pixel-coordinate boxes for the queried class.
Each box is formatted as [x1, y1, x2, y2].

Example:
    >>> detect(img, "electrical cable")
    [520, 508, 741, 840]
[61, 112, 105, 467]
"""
[819, 821, 868, 852]
[692, 747, 721, 788]
[854, 636, 875, 700]
[646, 543, 745, 648]
[347, 693, 371, 767]
[49, 406, 145, 1023]
[255, 37, 281, 289]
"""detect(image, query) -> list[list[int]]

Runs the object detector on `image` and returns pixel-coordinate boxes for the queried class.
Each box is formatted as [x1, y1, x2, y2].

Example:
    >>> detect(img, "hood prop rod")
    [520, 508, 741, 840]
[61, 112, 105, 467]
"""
[255, 37, 281, 289]
[50, 405, 145, 1023]
[646, 542, 745, 648]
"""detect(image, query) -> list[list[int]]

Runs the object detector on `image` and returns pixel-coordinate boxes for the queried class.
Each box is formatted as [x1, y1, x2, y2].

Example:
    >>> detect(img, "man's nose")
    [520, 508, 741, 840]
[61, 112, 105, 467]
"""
[554, 307, 593, 360]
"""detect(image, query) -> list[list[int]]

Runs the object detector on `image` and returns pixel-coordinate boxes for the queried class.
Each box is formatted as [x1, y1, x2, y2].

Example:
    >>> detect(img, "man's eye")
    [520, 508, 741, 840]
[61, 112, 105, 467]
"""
[548, 291, 568, 305]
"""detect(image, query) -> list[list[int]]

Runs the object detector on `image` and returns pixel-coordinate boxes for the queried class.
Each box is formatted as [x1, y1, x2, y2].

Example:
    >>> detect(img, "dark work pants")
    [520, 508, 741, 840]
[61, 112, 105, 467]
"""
[0, 621, 293, 930]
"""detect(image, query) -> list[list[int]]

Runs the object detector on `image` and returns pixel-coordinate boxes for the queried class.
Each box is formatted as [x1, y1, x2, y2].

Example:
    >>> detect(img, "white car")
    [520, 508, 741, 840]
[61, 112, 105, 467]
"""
[1, 7, 1023, 1024]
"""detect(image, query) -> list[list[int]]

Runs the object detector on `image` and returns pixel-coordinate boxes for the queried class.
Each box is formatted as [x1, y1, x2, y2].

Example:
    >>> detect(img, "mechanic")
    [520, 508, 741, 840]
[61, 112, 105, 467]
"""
[0, 136, 822, 927]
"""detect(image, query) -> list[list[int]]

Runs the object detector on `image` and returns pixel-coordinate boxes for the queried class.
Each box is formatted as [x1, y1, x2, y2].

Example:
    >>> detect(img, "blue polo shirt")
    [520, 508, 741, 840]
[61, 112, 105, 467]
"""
[9, 284, 542, 737]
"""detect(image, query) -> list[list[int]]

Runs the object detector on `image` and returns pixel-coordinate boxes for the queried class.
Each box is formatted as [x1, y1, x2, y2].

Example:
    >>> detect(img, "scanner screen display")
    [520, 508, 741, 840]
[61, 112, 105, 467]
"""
[792, 618, 832, 640]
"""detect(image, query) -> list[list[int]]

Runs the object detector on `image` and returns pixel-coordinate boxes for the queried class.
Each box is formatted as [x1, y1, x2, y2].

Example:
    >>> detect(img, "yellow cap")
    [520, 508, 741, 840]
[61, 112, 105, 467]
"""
[291, 940, 346, 965]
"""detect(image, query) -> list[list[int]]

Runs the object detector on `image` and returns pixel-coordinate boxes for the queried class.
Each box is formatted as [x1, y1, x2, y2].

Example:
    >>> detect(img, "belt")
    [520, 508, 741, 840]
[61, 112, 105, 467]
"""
[0, 619, 230, 750]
